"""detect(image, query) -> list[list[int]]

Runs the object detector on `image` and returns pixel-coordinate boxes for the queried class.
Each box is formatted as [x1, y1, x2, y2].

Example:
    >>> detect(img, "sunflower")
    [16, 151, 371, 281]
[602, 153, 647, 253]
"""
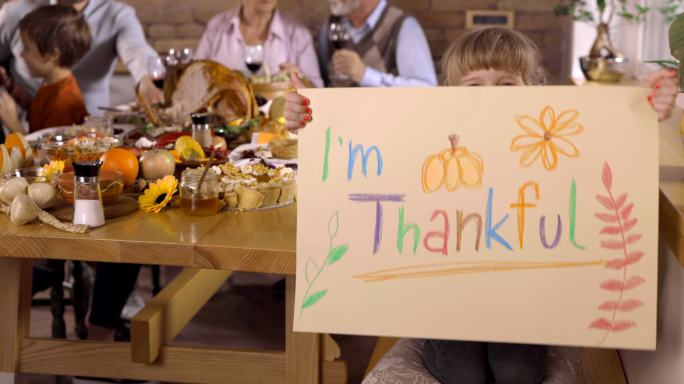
[41, 160, 65, 180]
[510, 106, 584, 171]
[138, 175, 178, 213]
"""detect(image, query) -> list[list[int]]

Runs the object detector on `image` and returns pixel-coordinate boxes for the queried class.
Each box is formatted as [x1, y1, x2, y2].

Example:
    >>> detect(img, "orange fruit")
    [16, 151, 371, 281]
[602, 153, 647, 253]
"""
[5, 133, 28, 158]
[100, 148, 139, 186]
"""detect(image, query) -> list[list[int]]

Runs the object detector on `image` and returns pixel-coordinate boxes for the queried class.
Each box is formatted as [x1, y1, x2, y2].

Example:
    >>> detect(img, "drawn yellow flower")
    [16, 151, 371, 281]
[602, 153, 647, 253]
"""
[510, 106, 584, 171]
[138, 175, 178, 213]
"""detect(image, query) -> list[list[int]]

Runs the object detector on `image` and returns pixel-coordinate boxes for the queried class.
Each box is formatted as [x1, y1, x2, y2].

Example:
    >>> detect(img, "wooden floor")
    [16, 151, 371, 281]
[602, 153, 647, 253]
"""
[15, 268, 377, 384]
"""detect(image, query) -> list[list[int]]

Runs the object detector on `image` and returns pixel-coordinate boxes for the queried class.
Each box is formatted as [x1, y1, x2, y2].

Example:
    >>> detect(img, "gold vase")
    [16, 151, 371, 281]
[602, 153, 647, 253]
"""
[580, 23, 628, 82]
[589, 23, 620, 59]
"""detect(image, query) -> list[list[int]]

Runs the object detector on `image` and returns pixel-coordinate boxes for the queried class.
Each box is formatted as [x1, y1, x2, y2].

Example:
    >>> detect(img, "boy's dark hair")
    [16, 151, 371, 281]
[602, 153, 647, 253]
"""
[19, 5, 91, 68]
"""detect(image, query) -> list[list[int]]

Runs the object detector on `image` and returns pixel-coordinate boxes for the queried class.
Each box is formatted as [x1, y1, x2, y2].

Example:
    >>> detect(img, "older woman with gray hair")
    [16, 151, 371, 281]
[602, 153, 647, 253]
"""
[195, 0, 323, 88]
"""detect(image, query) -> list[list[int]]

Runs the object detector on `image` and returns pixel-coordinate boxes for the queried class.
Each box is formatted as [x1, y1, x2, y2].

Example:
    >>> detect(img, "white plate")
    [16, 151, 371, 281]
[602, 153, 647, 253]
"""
[24, 124, 138, 142]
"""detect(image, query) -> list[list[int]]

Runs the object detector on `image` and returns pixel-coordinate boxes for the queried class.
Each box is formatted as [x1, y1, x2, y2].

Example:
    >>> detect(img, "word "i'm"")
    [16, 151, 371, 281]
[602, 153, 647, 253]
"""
[322, 127, 384, 182]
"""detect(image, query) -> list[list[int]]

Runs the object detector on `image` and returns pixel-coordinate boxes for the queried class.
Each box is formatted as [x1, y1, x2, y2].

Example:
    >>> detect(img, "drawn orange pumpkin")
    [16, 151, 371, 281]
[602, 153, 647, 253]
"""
[422, 135, 484, 193]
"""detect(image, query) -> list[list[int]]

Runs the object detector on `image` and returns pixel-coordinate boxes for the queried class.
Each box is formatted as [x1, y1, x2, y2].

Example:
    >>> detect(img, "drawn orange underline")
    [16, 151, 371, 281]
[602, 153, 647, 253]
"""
[354, 259, 608, 283]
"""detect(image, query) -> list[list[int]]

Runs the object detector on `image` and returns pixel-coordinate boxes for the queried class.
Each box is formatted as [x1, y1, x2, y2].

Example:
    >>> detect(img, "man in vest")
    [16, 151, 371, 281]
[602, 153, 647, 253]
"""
[320, 0, 437, 87]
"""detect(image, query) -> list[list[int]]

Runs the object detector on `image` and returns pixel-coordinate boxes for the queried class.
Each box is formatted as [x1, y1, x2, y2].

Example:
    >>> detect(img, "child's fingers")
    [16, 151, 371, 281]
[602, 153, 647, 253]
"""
[652, 99, 674, 121]
[284, 110, 311, 130]
[646, 69, 678, 87]
[285, 95, 309, 115]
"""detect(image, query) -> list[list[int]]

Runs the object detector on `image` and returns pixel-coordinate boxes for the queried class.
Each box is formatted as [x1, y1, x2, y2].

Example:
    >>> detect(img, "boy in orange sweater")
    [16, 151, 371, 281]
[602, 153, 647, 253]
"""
[0, 4, 91, 134]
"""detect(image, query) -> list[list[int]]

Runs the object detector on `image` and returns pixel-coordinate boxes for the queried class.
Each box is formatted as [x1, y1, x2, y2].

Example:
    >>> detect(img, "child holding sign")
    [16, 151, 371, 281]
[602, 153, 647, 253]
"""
[284, 32, 677, 128]
[285, 27, 677, 384]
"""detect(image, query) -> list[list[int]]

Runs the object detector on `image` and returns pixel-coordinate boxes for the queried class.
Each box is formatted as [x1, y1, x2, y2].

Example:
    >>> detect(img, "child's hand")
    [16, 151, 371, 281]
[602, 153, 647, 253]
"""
[0, 90, 22, 133]
[285, 72, 312, 130]
[138, 75, 164, 105]
[646, 68, 678, 121]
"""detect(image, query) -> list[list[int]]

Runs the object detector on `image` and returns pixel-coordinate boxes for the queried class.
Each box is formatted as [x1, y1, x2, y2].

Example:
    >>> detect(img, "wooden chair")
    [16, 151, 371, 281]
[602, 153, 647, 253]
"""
[32, 260, 90, 340]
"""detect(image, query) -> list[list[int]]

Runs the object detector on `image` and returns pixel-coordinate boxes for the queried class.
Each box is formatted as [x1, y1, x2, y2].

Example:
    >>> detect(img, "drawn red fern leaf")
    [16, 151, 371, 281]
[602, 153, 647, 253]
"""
[605, 251, 644, 269]
[626, 234, 642, 244]
[624, 276, 646, 290]
[599, 301, 619, 311]
[590, 318, 613, 330]
[610, 320, 637, 331]
[601, 240, 624, 249]
[601, 279, 626, 291]
[618, 299, 643, 312]
[600, 226, 622, 235]
[595, 213, 618, 222]
[599, 299, 643, 312]
[596, 195, 614, 210]
[601, 276, 645, 291]
[592, 162, 644, 345]
[589, 318, 636, 332]
[602, 163, 612, 189]
[622, 218, 638, 232]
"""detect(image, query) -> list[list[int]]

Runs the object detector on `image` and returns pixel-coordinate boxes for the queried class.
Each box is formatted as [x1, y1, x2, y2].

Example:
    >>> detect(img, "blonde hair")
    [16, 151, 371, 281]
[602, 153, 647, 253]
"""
[441, 27, 546, 86]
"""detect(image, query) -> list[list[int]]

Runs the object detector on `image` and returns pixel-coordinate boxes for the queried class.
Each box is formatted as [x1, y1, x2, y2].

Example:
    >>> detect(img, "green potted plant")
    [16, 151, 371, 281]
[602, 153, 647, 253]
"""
[555, 0, 682, 82]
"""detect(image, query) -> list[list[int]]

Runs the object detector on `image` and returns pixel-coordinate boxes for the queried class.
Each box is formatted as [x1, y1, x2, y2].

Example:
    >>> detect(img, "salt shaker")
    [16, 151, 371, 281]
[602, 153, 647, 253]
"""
[191, 113, 213, 148]
[72, 161, 105, 228]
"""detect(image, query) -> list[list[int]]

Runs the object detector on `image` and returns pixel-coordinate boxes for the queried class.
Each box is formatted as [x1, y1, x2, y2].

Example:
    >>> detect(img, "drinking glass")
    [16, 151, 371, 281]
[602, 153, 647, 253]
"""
[244, 44, 264, 76]
[147, 57, 166, 90]
[329, 18, 352, 81]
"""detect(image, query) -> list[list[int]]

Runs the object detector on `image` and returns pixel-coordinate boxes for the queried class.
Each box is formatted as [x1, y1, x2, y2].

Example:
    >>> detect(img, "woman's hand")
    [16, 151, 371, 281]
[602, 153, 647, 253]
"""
[646, 68, 678, 121]
[0, 90, 23, 133]
[284, 72, 312, 131]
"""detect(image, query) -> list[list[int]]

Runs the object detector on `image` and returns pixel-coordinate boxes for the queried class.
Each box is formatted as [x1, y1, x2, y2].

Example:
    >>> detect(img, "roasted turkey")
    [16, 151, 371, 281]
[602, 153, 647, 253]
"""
[148, 60, 258, 126]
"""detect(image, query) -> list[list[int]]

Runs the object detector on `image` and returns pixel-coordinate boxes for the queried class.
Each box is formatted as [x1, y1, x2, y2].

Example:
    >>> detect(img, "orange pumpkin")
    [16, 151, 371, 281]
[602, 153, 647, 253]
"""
[422, 135, 484, 193]
[5, 133, 28, 157]
[5, 133, 32, 168]
[100, 148, 139, 186]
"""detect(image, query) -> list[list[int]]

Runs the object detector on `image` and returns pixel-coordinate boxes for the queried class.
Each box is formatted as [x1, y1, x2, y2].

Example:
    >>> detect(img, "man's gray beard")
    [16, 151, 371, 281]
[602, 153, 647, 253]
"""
[329, 0, 360, 16]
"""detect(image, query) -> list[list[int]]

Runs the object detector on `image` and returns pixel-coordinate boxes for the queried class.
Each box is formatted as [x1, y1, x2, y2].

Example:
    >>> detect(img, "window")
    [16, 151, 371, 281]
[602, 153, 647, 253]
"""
[641, 0, 680, 61]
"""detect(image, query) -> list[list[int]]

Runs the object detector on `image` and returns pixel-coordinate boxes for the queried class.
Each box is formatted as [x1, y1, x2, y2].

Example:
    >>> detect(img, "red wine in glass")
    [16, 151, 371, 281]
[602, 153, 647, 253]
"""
[246, 62, 263, 74]
[152, 77, 164, 89]
[244, 45, 264, 76]
[147, 57, 166, 90]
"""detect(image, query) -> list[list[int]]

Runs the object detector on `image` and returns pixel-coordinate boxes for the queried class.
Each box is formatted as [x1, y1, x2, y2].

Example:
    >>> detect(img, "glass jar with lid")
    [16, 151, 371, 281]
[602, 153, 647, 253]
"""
[179, 168, 221, 216]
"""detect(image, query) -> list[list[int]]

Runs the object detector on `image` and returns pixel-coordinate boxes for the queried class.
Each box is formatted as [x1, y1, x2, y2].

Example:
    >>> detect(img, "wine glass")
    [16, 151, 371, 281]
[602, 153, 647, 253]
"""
[329, 17, 352, 81]
[147, 57, 166, 90]
[244, 44, 264, 76]
[177, 48, 194, 64]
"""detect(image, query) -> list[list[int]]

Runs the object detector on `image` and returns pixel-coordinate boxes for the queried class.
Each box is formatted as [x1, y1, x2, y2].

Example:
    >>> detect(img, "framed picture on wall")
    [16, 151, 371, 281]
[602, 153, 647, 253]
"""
[466, 10, 515, 29]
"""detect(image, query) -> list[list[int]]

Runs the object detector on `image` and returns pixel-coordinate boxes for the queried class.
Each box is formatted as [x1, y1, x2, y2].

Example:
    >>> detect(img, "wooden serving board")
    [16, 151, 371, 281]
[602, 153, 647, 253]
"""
[51, 195, 138, 222]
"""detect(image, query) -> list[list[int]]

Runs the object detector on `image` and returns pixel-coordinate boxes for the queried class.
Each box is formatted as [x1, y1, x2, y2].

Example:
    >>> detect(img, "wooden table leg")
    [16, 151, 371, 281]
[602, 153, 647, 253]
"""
[0, 258, 33, 382]
[285, 275, 320, 384]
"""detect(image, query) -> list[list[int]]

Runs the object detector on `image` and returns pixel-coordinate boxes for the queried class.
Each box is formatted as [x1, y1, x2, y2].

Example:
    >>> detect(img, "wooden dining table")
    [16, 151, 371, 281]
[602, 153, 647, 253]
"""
[0, 203, 347, 384]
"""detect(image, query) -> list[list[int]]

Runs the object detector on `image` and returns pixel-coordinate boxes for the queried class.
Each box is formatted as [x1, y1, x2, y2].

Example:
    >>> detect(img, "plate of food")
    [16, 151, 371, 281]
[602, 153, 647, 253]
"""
[228, 138, 297, 168]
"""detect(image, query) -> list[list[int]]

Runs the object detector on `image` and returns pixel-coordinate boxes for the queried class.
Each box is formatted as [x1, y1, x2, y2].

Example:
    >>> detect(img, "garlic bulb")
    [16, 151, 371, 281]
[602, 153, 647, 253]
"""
[10, 194, 40, 225]
[23, 146, 34, 168]
[9, 147, 23, 171]
[9, 193, 87, 233]
[28, 182, 58, 209]
[0, 177, 28, 205]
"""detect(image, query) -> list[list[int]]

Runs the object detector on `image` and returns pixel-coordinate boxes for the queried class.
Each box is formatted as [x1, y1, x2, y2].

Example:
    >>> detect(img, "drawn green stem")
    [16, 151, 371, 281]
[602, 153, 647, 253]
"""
[300, 236, 333, 316]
